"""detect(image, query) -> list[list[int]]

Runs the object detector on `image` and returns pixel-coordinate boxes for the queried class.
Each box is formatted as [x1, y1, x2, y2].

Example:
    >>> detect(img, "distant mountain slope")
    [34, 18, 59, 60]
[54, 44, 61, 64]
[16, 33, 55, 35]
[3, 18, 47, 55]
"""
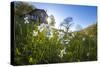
[80, 23, 97, 37]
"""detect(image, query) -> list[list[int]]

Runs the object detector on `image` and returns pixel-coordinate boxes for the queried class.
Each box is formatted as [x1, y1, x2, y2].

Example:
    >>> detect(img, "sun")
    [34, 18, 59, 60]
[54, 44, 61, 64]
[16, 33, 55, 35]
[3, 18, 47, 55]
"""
[47, 17, 51, 24]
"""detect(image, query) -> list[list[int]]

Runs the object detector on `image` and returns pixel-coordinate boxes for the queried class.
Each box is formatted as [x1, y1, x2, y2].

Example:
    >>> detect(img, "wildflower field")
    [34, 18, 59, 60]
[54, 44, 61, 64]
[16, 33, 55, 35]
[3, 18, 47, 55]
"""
[13, 2, 97, 65]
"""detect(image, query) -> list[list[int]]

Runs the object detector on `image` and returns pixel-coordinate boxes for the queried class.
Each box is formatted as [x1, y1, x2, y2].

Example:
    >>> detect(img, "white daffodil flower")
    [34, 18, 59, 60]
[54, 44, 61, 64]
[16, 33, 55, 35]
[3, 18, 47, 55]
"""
[64, 39, 70, 42]
[45, 23, 54, 39]
[57, 31, 65, 45]
[65, 39, 70, 44]
[33, 30, 38, 36]
[71, 33, 75, 37]
[65, 41, 69, 44]
[24, 17, 29, 24]
[59, 47, 66, 58]
[82, 37, 85, 41]
[61, 39, 70, 45]
[38, 26, 44, 32]
[41, 23, 45, 27]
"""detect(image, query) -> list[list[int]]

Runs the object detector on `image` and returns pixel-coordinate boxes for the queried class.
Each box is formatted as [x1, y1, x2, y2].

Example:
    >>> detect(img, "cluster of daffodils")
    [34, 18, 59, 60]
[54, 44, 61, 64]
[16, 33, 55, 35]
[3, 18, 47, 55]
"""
[58, 32, 76, 58]
[58, 31, 75, 45]
[23, 16, 76, 59]
[31, 23, 54, 39]
[57, 31, 66, 45]
[59, 47, 66, 58]
[23, 16, 54, 39]
[37, 23, 46, 32]
[37, 23, 53, 39]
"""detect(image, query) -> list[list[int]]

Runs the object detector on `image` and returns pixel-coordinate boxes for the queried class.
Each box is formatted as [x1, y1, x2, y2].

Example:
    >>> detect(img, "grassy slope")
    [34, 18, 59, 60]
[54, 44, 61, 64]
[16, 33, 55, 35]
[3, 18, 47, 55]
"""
[77, 23, 97, 37]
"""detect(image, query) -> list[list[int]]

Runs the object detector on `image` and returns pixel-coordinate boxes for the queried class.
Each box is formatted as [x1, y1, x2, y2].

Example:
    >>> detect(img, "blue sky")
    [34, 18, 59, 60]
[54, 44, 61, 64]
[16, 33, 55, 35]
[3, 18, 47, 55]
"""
[30, 2, 97, 31]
